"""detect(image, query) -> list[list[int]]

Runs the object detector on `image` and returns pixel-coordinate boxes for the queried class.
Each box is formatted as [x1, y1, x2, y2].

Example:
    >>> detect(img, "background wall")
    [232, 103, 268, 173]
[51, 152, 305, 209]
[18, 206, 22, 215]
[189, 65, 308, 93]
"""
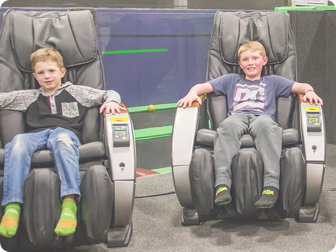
[290, 10, 336, 144]
[0, 8, 334, 144]
[2, 0, 289, 9]
[0, 7, 217, 107]
[9, 0, 336, 8]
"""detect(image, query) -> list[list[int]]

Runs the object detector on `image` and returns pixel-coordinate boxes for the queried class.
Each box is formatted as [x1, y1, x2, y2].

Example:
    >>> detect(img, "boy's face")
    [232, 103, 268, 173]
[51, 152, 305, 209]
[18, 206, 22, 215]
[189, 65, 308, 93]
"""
[33, 61, 66, 94]
[238, 49, 268, 81]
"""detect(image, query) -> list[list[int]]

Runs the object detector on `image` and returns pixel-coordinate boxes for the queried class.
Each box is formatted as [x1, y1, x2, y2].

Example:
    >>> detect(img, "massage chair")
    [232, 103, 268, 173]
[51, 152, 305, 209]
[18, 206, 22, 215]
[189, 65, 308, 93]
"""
[172, 11, 325, 225]
[0, 9, 136, 251]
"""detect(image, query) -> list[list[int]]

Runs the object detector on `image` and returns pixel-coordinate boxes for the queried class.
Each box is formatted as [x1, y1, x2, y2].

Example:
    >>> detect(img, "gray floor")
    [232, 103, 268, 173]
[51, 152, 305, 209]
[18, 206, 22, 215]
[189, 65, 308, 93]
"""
[61, 143, 336, 252]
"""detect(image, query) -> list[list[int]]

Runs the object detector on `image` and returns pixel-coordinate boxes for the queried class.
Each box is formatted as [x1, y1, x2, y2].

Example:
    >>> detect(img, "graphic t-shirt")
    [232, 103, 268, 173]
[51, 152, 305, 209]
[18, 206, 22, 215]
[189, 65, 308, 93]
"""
[208, 74, 295, 120]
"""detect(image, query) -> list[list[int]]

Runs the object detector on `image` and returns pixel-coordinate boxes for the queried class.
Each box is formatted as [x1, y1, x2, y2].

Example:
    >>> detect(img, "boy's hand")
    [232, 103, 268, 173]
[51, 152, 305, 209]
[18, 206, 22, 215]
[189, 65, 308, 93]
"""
[177, 82, 213, 108]
[177, 92, 202, 108]
[99, 101, 127, 114]
[303, 92, 324, 106]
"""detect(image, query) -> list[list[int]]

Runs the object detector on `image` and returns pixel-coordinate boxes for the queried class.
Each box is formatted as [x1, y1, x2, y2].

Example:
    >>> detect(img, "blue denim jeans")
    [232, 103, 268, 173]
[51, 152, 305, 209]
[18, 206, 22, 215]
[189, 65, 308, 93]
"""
[2, 127, 81, 206]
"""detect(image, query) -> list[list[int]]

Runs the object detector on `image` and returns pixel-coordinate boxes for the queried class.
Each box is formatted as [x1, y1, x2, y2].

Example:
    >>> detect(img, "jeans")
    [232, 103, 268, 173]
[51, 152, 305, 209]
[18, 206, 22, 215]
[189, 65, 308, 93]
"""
[2, 127, 81, 206]
[214, 114, 282, 189]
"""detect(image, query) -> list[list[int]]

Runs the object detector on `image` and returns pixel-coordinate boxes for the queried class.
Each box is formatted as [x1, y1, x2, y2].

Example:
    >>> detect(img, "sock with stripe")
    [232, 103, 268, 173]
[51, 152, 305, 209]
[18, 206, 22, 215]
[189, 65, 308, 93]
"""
[214, 184, 232, 206]
[255, 186, 279, 209]
[54, 198, 77, 236]
[0, 202, 21, 238]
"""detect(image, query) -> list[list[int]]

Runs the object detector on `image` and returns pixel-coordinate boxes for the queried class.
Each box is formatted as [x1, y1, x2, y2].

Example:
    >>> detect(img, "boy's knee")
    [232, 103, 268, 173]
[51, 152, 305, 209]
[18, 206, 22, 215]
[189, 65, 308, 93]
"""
[11, 134, 26, 146]
[218, 116, 236, 129]
[253, 117, 278, 129]
[56, 134, 73, 147]
[217, 121, 234, 135]
[217, 117, 244, 135]
[251, 119, 281, 136]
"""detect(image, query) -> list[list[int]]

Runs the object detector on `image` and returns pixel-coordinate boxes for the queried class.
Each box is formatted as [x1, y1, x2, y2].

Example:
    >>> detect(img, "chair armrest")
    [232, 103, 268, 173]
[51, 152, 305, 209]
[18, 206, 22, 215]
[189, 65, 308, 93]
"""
[172, 96, 204, 208]
[172, 95, 205, 166]
[104, 107, 136, 181]
[299, 94, 325, 162]
[299, 94, 325, 205]
[104, 106, 136, 226]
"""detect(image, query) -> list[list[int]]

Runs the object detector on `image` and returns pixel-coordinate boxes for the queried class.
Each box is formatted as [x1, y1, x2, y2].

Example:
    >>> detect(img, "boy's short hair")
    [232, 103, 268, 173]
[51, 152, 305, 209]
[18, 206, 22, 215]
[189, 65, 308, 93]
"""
[30, 48, 64, 72]
[238, 41, 266, 60]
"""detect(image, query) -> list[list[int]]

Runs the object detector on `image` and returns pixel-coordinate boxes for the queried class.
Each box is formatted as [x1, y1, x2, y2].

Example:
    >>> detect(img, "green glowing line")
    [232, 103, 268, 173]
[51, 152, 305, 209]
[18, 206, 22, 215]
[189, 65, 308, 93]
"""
[128, 103, 177, 113]
[134, 125, 173, 140]
[152, 167, 172, 174]
[102, 48, 168, 54]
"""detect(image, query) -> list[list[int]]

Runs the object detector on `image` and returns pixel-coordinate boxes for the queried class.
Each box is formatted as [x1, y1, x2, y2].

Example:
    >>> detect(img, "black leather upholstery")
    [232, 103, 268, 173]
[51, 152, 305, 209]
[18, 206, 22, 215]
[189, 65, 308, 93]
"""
[0, 9, 105, 165]
[207, 11, 297, 130]
[189, 11, 306, 221]
[196, 128, 299, 148]
[0, 9, 116, 251]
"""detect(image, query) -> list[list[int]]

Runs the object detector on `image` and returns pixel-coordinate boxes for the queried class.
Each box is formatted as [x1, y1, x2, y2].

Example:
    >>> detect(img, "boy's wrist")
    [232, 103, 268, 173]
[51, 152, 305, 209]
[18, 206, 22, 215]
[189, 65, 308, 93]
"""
[305, 89, 315, 95]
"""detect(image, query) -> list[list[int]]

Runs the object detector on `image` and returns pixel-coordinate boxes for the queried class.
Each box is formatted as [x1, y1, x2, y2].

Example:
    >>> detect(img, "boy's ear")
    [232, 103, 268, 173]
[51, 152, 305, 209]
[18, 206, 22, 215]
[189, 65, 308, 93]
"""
[32, 72, 37, 80]
[263, 56, 268, 66]
[61, 67, 66, 77]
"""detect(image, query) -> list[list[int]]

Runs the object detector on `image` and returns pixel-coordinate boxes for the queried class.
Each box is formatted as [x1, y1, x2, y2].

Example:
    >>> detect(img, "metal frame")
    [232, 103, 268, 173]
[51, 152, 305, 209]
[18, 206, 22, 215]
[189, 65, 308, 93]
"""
[298, 101, 325, 222]
[105, 110, 136, 245]
[172, 106, 199, 208]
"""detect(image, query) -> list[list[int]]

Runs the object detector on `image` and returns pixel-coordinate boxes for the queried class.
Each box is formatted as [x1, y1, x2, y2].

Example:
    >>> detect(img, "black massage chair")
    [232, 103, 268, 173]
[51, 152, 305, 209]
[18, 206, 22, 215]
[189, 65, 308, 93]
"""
[172, 11, 325, 225]
[0, 9, 136, 251]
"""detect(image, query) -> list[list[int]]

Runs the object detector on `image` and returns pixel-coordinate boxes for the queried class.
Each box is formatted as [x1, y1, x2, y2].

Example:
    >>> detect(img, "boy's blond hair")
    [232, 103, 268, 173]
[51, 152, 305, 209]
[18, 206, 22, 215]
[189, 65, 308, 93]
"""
[238, 41, 266, 60]
[30, 48, 64, 72]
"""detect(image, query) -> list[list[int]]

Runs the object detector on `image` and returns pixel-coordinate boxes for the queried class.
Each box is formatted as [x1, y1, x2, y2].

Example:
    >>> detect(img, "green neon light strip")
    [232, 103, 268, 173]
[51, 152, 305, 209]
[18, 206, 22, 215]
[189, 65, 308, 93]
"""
[152, 167, 172, 174]
[134, 125, 173, 140]
[102, 48, 168, 54]
[128, 103, 177, 113]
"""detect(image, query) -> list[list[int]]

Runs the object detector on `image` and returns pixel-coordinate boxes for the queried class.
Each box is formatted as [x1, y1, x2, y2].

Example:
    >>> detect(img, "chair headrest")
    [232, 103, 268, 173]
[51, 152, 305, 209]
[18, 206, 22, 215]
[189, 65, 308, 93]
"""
[217, 11, 289, 65]
[10, 10, 97, 72]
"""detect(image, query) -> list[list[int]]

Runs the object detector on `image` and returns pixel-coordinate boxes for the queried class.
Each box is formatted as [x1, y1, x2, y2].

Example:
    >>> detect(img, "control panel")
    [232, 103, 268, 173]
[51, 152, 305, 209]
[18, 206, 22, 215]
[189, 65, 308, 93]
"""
[306, 107, 322, 132]
[112, 124, 130, 147]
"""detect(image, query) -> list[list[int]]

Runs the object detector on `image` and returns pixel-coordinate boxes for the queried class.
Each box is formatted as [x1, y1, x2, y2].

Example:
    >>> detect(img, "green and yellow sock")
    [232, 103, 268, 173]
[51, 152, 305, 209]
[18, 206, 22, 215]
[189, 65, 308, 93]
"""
[54, 198, 77, 236]
[0, 203, 21, 238]
[215, 184, 232, 206]
[255, 186, 279, 209]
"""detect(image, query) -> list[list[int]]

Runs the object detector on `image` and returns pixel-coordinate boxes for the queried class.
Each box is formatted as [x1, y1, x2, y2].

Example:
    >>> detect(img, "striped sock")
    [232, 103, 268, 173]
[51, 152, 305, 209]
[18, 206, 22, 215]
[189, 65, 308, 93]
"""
[54, 199, 77, 236]
[215, 184, 232, 206]
[0, 203, 21, 238]
[255, 186, 279, 209]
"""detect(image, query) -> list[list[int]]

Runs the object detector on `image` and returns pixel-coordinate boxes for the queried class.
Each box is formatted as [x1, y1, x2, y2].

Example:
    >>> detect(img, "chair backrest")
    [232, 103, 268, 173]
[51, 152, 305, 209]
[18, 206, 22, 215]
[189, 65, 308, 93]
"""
[0, 9, 104, 145]
[206, 11, 298, 130]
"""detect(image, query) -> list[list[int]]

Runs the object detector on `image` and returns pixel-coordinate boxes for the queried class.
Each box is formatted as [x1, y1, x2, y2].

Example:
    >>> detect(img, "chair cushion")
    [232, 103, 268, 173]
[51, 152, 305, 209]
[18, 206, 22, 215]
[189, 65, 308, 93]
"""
[196, 128, 299, 148]
[0, 141, 105, 168]
[218, 11, 289, 66]
[10, 10, 98, 72]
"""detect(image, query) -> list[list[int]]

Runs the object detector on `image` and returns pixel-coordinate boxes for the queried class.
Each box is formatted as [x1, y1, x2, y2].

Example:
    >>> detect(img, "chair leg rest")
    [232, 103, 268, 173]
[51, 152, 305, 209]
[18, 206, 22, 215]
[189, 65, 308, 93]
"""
[182, 207, 200, 226]
[106, 221, 133, 248]
[295, 204, 320, 223]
